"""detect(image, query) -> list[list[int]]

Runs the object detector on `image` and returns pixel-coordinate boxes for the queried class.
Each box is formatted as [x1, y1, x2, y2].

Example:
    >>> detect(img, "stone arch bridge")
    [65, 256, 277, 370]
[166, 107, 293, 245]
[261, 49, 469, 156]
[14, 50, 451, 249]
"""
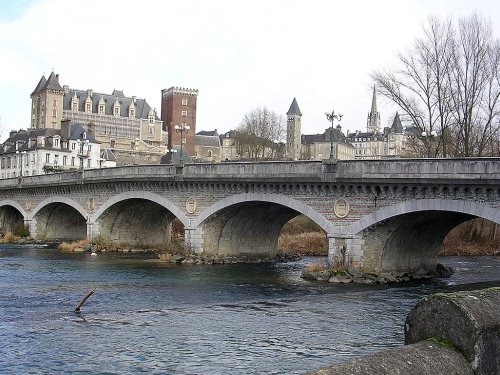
[0, 159, 498, 273]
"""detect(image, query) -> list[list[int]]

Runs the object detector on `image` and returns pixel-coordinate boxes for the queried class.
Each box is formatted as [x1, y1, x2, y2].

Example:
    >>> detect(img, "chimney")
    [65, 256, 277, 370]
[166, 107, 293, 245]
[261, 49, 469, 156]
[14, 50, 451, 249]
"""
[61, 119, 71, 139]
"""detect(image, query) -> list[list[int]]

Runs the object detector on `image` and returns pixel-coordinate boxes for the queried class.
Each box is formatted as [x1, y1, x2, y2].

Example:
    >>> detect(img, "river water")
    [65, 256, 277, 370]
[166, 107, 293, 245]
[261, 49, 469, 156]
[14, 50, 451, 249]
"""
[1, 245, 499, 374]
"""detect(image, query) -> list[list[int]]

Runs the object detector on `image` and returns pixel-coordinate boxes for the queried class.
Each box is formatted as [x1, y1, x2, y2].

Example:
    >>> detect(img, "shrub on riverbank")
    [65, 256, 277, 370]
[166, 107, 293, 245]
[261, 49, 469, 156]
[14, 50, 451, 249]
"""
[58, 240, 90, 252]
[279, 232, 327, 256]
[279, 215, 327, 256]
[0, 232, 21, 243]
[440, 219, 499, 256]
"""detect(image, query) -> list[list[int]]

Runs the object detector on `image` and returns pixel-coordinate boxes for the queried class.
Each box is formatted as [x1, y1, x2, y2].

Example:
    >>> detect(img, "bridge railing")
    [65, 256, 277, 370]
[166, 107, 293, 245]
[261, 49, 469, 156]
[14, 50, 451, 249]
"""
[0, 158, 498, 189]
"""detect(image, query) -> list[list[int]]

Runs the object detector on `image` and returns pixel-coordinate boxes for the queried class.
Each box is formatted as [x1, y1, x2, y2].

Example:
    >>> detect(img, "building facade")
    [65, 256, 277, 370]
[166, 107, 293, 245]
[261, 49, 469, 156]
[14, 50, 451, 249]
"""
[0, 122, 106, 179]
[30, 72, 166, 157]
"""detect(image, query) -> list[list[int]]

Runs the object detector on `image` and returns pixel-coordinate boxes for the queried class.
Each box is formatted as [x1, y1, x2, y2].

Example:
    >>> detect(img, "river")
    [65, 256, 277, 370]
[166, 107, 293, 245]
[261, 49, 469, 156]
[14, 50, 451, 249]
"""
[0, 245, 499, 374]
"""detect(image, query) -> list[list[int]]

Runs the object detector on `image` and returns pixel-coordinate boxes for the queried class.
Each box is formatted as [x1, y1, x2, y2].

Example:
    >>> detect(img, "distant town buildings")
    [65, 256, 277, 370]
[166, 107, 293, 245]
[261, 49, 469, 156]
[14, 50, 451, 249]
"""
[0, 70, 411, 179]
[284, 88, 408, 161]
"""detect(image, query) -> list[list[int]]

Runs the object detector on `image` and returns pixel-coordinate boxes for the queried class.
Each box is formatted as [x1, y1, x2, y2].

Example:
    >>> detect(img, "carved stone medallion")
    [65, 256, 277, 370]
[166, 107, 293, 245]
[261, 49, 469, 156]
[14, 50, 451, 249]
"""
[334, 198, 350, 218]
[186, 197, 197, 214]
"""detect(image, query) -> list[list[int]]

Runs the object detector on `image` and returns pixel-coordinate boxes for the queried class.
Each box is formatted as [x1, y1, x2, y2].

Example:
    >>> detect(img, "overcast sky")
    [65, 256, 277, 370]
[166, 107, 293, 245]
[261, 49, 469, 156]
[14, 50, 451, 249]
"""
[0, 0, 499, 140]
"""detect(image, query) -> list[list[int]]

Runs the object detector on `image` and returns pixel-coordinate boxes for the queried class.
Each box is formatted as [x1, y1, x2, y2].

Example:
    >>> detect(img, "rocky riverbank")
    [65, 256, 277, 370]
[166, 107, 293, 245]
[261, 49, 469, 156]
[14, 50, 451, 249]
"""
[301, 263, 454, 284]
[158, 251, 301, 265]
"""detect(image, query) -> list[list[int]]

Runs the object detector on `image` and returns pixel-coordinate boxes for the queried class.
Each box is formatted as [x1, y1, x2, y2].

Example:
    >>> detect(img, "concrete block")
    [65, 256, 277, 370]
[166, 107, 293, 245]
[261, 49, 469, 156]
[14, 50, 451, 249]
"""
[406, 288, 500, 375]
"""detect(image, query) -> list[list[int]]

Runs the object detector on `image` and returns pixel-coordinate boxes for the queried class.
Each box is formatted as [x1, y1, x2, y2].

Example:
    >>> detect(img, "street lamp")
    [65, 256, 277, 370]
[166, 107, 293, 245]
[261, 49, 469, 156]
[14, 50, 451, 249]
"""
[325, 110, 343, 160]
[421, 130, 437, 158]
[174, 124, 190, 165]
[77, 131, 90, 171]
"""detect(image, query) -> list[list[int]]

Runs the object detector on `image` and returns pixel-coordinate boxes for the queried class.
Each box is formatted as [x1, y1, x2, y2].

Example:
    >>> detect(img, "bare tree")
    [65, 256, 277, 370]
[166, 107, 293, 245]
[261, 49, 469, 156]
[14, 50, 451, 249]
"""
[236, 107, 285, 160]
[372, 13, 500, 157]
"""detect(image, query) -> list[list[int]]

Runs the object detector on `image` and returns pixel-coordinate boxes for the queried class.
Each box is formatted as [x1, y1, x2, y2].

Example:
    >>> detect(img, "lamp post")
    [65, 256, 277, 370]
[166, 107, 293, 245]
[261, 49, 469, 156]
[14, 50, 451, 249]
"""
[77, 131, 90, 171]
[174, 124, 190, 165]
[421, 130, 437, 158]
[325, 110, 343, 161]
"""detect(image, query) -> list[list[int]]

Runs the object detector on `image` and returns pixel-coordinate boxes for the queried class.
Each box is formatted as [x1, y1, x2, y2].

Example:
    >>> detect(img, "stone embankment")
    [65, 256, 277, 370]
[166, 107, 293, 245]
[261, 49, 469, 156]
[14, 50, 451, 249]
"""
[306, 287, 500, 375]
[301, 263, 453, 284]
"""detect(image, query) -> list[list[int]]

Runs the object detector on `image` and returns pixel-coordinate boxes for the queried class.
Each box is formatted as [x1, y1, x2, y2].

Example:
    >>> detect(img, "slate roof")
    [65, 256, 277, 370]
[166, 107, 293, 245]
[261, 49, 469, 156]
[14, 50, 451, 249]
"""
[0, 123, 98, 155]
[101, 148, 117, 162]
[195, 135, 221, 147]
[287, 98, 302, 116]
[197, 129, 219, 137]
[63, 89, 160, 120]
[301, 127, 348, 145]
[31, 75, 47, 96]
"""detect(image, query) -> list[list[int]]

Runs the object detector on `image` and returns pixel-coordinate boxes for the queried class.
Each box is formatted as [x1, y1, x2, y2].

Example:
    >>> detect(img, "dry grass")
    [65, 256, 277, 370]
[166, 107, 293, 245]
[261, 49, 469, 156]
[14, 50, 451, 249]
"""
[279, 232, 327, 256]
[58, 239, 90, 252]
[0, 232, 21, 243]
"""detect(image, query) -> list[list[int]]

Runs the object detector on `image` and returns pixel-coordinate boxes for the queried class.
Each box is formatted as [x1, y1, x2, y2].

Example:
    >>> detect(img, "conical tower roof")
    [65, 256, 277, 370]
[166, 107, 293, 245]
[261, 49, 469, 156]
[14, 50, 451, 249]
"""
[391, 112, 403, 133]
[31, 75, 47, 96]
[370, 85, 377, 114]
[42, 72, 63, 91]
[287, 97, 302, 116]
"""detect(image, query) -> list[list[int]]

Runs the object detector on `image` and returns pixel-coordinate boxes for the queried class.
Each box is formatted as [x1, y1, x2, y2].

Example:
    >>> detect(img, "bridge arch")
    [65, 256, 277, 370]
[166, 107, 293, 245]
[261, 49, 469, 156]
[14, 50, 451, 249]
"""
[0, 199, 28, 234]
[191, 193, 334, 232]
[94, 191, 189, 227]
[345, 199, 500, 235]
[93, 191, 190, 248]
[191, 193, 334, 257]
[31, 197, 88, 240]
[344, 199, 500, 273]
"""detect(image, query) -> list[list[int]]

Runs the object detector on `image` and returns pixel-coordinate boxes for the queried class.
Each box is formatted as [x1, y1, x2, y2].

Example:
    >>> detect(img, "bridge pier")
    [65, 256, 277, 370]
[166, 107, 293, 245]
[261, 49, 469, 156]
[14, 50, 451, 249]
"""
[184, 227, 204, 254]
[328, 235, 364, 270]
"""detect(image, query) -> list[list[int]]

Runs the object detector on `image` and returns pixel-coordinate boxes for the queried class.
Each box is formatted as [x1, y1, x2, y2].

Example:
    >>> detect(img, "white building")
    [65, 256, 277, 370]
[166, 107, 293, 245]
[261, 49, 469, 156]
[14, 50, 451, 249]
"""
[0, 121, 109, 179]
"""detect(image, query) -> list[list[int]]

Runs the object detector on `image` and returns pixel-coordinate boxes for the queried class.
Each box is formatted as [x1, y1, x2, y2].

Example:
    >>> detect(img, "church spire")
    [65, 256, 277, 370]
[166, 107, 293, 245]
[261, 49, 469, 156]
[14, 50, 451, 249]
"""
[367, 86, 381, 133]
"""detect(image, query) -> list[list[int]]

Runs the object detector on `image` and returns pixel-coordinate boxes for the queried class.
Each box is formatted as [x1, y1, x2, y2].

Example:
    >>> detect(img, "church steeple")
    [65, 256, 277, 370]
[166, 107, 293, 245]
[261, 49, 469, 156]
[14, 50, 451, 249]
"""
[286, 97, 302, 160]
[367, 86, 381, 133]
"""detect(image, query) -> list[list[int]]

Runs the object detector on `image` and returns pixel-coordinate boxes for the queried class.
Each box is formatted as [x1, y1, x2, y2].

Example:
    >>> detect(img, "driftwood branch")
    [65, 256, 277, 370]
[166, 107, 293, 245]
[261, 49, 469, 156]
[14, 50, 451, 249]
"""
[74, 288, 96, 313]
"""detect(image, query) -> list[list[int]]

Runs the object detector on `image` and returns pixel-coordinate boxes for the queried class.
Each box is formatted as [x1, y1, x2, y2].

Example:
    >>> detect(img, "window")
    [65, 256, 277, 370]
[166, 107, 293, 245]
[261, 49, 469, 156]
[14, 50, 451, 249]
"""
[99, 105, 105, 114]
[110, 140, 115, 148]
[149, 127, 154, 136]
[53, 99, 57, 106]
[63, 156, 67, 165]
[72, 102, 78, 111]
[52, 109, 57, 117]
[181, 98, 188, 105]
[86, 103, 91, 113]
[54, 138, 59, 147]
[71, 157, 75, 167]
[114, 107, 119, 116]
[149, 115, 154, 123]
[207, 150, 212, 158]
[181, 110, 187, 116]
[54, 155, 59, 166]
[87, 159, 91, 168]
[45, 153, 50, 163]
[130, 109, 135, 117]
[71, 142, 76, 150]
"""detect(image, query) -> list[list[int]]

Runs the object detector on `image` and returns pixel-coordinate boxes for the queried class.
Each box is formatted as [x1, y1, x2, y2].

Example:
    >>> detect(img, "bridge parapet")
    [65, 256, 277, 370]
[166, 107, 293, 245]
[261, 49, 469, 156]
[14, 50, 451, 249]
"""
[330, 158, 500, 183]
[0, 158, 498, 189]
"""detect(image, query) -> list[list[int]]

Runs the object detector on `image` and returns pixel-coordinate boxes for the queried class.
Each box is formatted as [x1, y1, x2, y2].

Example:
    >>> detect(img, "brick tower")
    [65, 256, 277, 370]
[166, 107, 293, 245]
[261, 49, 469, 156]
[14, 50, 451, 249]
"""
[161, 87, 199, 156]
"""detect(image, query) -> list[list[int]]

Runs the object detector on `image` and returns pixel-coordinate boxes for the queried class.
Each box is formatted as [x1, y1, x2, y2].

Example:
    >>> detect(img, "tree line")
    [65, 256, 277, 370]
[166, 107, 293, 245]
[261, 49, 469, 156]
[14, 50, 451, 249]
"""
[372, 13, 500, 157]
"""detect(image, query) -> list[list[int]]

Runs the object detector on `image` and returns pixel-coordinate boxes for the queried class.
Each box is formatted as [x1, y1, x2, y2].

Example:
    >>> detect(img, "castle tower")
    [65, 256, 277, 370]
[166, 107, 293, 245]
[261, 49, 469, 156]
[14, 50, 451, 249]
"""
[161, 87, 199, 156]
[30, 72, 64, 129]
[366, 86, 381, 133]
[286, 97, 302, 160]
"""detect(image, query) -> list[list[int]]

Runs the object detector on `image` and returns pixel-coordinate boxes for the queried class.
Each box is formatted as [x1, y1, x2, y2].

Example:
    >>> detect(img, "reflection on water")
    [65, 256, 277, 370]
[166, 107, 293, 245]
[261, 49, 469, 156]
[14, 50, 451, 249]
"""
[0, 245, 499, 374]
